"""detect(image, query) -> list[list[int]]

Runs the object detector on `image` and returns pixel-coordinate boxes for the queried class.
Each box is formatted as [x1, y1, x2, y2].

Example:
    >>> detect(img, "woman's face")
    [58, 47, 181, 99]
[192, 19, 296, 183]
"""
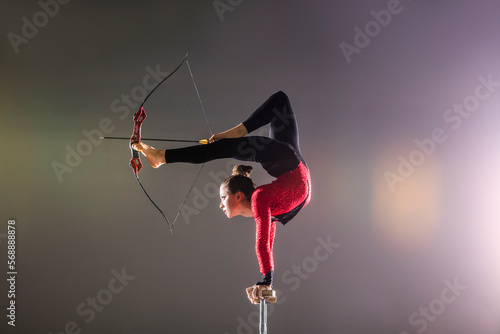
[219, 185, 240, 218]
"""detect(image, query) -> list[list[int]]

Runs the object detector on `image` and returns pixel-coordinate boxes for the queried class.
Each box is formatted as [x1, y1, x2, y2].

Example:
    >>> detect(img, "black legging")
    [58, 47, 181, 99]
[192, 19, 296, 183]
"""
[164, 91, 304, 177]
[242, 90, 302, 159]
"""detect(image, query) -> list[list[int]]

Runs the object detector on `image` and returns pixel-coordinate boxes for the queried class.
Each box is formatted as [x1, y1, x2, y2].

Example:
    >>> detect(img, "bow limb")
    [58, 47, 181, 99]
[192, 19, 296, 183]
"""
[130, 108, 173, 234]
[138, 53, 188, 110]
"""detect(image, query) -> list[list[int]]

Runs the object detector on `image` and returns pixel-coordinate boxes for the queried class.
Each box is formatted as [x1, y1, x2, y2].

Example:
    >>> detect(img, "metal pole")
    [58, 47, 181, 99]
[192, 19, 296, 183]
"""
[259, 298, 267, 334]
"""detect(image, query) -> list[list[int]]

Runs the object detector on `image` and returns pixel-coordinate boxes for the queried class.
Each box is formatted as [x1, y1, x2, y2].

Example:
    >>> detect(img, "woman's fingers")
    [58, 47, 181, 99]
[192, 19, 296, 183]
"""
[253, 285, 261, 300]
[246, 286, 259, 304]
[246, 286, 255, 303]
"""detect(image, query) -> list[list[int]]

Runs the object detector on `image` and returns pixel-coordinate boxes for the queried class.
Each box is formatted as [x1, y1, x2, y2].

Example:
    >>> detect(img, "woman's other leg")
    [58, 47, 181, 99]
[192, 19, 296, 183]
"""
[242, 91, 301, 155]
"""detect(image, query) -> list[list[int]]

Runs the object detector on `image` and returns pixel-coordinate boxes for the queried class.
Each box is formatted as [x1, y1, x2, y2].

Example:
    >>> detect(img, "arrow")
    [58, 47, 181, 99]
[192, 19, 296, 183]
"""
[101, 136, 208, 144]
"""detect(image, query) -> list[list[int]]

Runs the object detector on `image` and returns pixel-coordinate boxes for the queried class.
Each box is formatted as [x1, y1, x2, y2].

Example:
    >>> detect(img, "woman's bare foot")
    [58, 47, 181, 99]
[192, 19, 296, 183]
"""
[131, 142, 166, 168]
[209, 123, 248, 143]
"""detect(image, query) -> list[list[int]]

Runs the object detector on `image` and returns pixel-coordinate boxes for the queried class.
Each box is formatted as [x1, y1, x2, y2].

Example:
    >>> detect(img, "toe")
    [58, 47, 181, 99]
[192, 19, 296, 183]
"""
[131, 142, 143, 151]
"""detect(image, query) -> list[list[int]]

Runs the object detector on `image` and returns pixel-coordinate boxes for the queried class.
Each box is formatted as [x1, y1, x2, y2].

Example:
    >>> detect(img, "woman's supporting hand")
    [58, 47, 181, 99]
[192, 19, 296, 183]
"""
[245, 284, 272, 304]
[209, 123, 248, 143]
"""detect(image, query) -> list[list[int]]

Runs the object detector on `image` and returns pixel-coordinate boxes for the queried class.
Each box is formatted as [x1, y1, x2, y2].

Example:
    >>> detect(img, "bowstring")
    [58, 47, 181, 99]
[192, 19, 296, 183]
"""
[171, 59, 214, 228]
[186, 59, 213, 135]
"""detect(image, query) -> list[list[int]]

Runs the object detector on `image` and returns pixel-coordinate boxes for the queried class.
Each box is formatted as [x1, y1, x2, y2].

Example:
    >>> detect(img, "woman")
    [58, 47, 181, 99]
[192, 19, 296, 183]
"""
[133, 91, 311, 304]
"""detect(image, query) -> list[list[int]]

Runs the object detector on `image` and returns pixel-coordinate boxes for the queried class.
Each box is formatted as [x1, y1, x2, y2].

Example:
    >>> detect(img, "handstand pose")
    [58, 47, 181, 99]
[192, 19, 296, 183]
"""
[133, 91, 311, 304]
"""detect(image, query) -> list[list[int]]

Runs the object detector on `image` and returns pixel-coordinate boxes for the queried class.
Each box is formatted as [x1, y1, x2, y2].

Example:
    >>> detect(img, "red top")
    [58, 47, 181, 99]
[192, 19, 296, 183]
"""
[251, 162, 311, 275]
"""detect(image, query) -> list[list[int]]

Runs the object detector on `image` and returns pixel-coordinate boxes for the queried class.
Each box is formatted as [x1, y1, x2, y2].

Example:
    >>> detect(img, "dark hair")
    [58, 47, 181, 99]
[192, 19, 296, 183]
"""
[221, 165, 256, 201]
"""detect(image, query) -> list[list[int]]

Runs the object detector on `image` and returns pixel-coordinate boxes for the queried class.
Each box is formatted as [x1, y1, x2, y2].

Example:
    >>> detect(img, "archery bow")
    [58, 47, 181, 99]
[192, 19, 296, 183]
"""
[128, 53, 213, 233]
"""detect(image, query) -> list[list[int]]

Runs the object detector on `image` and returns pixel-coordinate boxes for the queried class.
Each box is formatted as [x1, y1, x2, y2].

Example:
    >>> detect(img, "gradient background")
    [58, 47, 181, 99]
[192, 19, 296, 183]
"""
[2, 1, 500, 333]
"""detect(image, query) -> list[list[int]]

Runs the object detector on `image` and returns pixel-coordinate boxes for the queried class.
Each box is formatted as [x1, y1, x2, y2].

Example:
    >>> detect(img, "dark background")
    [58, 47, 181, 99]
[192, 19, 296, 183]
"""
[1, 1, 500, 333]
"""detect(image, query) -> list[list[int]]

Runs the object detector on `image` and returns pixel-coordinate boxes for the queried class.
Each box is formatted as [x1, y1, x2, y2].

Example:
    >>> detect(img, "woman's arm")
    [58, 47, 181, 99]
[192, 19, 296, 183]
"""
[252, 187, 276, 286]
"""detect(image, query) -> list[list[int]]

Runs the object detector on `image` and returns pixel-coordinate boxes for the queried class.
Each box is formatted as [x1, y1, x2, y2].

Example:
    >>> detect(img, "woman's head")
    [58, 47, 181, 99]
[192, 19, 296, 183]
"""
[219, 165, 256, 218]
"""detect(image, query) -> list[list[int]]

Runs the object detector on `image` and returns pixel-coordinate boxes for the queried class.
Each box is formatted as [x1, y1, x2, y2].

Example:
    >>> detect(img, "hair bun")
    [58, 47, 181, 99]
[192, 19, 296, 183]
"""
[232, 164, 253, 177]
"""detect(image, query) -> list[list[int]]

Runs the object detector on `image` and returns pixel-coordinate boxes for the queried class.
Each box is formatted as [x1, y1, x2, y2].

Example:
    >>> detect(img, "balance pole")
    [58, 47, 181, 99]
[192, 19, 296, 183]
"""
[259, 289, 277, 334]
